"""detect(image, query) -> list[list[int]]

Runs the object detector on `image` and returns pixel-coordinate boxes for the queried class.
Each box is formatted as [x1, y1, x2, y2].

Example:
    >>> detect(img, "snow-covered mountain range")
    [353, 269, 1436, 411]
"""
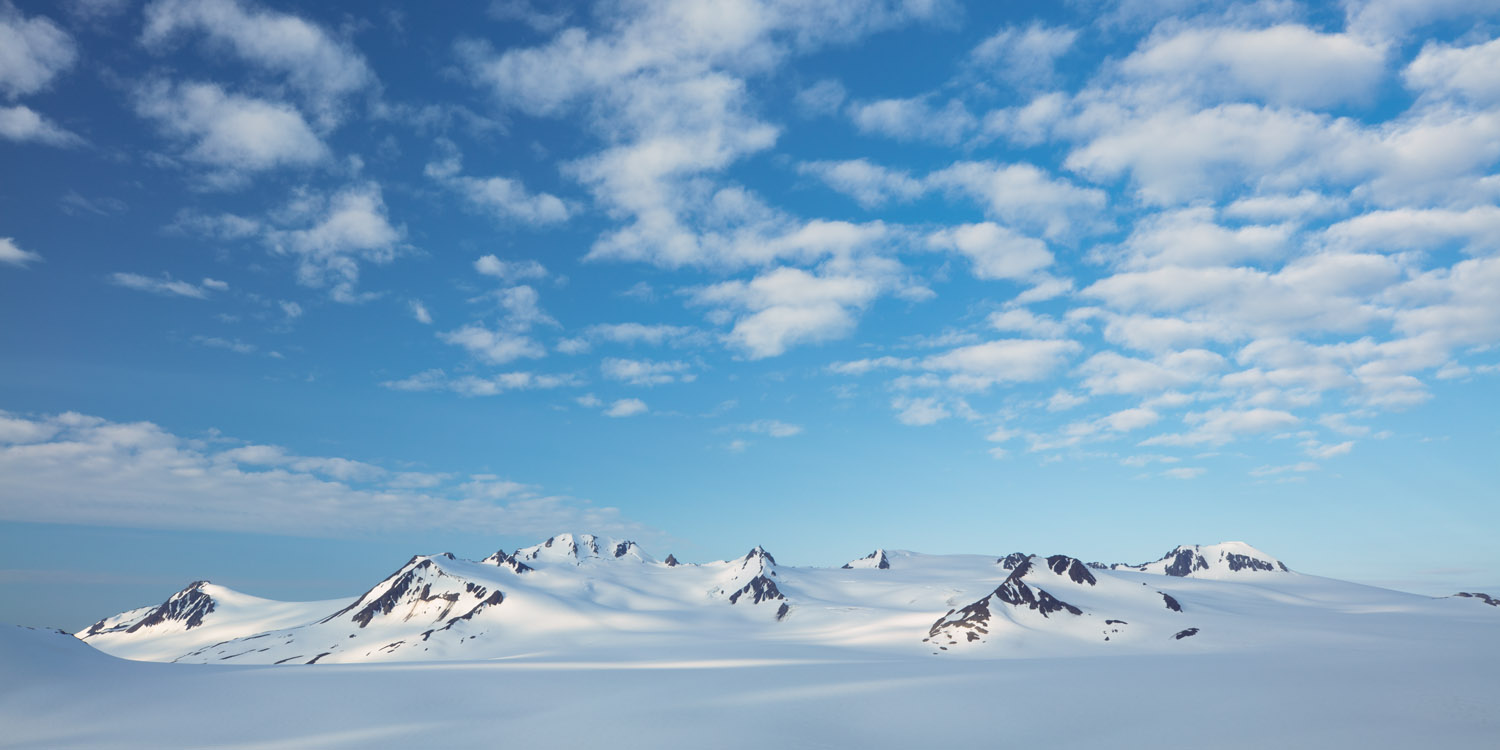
[76, 534, 1495, 664]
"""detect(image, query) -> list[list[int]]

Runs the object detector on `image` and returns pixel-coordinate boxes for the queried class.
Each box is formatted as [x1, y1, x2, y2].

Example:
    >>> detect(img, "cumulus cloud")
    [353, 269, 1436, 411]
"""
[0, 3, 76, 98]
[141, 0, 374, 126]
[1121, 24, 1387, 108]
[0, 237, 42, 267]
[693, 266, 884, 358]
[0, 104, 81, 146]
[892, 396, 950, 426]
[848, 96, 976, 144]
[926, 161, 1108, 240]
[474, 255, 548, 282]
[1404, 37, 1500, 106]
[604, 398, 647, 417]
[927, 222, 1054, 281]
[1143, 407, 1300, 447]
[266, 182, 402, 301]
[601, 357, 693, 386]
[134, 80, 328, 185]
[440, 324, 545, 365]
[409, 299, 433, 324]
[798, 159, 924, 208]
[427, 153, 569, 225]
[970, 23, 1077, 91]
[921, 339, 1082, 390]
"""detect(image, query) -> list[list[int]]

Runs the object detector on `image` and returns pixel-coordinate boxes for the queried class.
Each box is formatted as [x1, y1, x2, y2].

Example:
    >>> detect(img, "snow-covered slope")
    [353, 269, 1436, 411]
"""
[73, 537, 1494, 666]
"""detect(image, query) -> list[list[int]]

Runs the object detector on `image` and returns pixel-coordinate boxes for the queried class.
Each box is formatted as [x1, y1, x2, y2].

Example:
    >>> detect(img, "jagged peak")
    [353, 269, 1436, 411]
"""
[480, 548, 534, 574]
[663, 554, 680, 567]
[739, 546, 777, 569]
[997, 552, 1031, 570]
[842, 549, 891, 570]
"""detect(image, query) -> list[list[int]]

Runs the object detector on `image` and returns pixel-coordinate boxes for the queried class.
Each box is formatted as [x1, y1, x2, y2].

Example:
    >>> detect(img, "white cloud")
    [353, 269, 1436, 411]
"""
[970, 23, 1077, 90]
[926, 223, 1054, 281]
[892, 396, 949, 426]
[1064, 103, 1342, 206]
[693, 266, 883, 358]
[1077, 349, 1226, 395]
[1405, 37, 1500, 105]
[1110, 207, 1292, 270]
[0, 3, 76, 98]
[848, 96, 976, 144]
[266, 182, 402, 302]
[601, 357, 693, 386]
[921, 339, 1082, 390]
[582, 323, 704, 348]
[427, 154, 569, 225]
[1345, 0, 1500, 42]
[474, 255, 548, 282]
[141, 0, 373, 126]
[1303, 440, 1354, 458]
[989, 308, 1068, 337]
[1224, 191, 1345, 221]
[1121, 24, 1387, 108]
[1325, 206, 1500, 255]
[605, 398, 647, 417]
[1161, 467, 1205, 480]
[108, 272, 223, 299]
[927, 162, 1107, 240]
[381, 368, 577, 396]
[798, 159, 924, 208]
[0, 104, 80, 146]
[0, 236, 41, 267]
[0, 411, 641, 537]
[795, 78, 846, 116]
[439, 324, 544, 365]
[134, 80, 328, 184]
[409, 299, 432, 325]
[1101, 407, 1160, 432]
[742, 419, 803, 438]
[1143, 407, 1300, 447]
[1048, 390, 1086, 411]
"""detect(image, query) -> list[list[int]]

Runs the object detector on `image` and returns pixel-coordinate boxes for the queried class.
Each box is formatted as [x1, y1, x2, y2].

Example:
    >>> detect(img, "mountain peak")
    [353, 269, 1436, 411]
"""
[842, 549, 890, 570]
[514, 533, 654, 565]
[1115, 542, 1290, 578]
[81, 580, 219, 639]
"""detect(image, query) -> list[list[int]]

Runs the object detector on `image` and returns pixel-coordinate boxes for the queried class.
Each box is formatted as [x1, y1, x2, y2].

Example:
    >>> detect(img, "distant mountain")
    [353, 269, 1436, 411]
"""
[72, 536, 1490, 665]
[842, 549, 891, 569]
[927, 553, 1192, 651]
[1112, 542, 1290, 578]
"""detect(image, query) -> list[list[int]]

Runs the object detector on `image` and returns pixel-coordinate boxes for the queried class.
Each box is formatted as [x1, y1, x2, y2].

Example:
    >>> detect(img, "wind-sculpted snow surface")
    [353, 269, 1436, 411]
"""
[72, 536, 1496, 666]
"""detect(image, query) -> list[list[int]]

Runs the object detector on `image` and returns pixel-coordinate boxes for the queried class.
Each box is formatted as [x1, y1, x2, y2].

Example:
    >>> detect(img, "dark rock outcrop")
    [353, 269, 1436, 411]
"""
[1046, 555, 1098, 586]
[1454, 592, 1499, 606]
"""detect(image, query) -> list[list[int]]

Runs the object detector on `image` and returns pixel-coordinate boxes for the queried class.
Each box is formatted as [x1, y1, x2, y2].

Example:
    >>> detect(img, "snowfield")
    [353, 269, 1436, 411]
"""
[2, 536, 1497, 748]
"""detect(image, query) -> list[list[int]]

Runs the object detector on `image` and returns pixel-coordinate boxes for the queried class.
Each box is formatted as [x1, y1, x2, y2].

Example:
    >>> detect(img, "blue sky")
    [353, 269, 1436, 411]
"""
[2, 0, 1499, 629]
